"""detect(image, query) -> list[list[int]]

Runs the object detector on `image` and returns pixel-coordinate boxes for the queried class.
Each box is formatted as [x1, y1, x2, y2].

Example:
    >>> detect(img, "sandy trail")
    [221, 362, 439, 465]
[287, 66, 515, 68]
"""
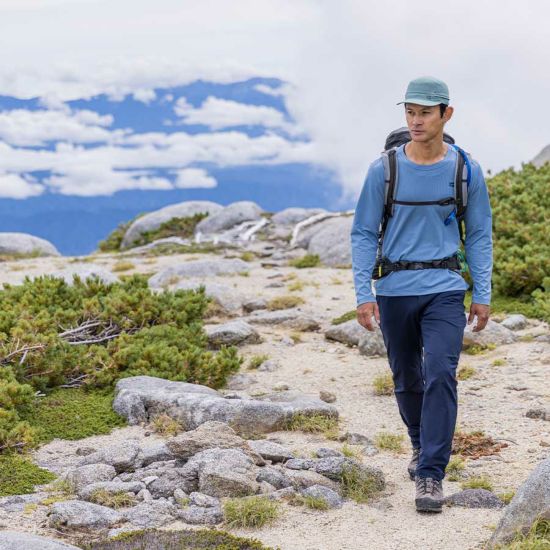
[1, 252, 548, 550]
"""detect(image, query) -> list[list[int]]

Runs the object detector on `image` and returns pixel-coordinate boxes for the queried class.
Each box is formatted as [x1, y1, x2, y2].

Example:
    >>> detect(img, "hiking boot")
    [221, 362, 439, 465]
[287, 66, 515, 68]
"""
[407, 447, 421, 481]
[415, 475, 444, 513]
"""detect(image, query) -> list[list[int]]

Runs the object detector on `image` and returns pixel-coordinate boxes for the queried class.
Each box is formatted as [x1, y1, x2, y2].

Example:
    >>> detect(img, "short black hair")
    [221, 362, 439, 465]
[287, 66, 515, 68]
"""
[404, 102, 448, 118]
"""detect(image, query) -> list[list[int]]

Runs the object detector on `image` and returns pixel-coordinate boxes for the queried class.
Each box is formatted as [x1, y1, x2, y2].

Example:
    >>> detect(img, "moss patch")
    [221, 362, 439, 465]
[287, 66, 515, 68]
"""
[0, 453, 56, 496]
[84, 528, 279, 549]
[21, 388, 126, 444]
[288, 254, 320, 268]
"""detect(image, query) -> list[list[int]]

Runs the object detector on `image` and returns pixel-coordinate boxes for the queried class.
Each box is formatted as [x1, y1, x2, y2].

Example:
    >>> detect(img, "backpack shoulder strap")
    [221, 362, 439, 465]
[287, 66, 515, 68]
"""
[451, 145, 472, 243]
[381, 146, 399, 235]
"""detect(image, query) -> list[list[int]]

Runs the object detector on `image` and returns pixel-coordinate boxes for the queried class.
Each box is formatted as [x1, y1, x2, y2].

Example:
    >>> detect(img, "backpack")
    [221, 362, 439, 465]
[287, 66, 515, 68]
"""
[378, 127, 472, 249]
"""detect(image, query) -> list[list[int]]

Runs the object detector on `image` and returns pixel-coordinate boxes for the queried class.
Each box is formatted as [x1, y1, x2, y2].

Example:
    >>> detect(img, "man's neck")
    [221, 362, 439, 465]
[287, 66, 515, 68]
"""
[405, 138, 448, 165]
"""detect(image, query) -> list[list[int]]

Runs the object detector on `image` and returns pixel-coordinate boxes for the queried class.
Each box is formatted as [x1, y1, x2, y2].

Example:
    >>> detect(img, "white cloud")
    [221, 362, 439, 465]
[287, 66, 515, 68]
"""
[175, 168, 217, 189]
[253, 83, 285, 97]
[0, 108, 123, 147]
[174, 96, 296, 134]
[0, 173, 44, 198]
[132, 88, 156, 103]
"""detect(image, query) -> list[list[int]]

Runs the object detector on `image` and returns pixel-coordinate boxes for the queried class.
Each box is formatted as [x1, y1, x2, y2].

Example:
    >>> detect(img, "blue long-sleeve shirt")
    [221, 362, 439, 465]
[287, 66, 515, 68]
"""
[350, 142, 493, 306]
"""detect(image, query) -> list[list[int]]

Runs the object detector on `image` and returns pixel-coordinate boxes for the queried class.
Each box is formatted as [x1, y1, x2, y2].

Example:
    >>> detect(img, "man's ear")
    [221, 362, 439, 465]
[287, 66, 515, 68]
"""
[443, 105, 454, 123]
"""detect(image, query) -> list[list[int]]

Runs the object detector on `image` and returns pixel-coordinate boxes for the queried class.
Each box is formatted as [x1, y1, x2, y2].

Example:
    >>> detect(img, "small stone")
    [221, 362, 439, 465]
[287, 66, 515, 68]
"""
[301, 484, 343, 508]
[273, 382, 290, 391]
[316, 448, 344, 458]
[445, 489, 504, 509]
[285, 458, 316, 470]
[526, 408, 549, 421]
[319, 390, 336, 403]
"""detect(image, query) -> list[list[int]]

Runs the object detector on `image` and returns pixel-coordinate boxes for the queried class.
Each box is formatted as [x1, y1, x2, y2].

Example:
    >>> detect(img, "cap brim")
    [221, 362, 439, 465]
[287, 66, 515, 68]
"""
[396, 98, 442, 106]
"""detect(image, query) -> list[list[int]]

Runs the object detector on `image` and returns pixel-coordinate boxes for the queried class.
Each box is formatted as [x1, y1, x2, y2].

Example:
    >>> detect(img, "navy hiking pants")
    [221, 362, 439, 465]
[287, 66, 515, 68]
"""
[376, 290, 467, 481]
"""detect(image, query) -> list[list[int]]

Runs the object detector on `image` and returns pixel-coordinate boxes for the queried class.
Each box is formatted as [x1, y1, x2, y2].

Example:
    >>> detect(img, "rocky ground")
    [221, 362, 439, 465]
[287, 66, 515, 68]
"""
[0, 245, 548, 550]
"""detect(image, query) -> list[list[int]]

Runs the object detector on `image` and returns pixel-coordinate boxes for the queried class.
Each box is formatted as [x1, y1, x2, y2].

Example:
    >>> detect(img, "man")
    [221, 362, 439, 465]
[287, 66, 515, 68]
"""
[349, 76, 492, 513]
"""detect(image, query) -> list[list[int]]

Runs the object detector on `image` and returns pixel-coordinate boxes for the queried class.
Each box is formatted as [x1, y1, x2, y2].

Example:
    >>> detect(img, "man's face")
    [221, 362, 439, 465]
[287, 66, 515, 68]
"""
[405, 103, 449, 142]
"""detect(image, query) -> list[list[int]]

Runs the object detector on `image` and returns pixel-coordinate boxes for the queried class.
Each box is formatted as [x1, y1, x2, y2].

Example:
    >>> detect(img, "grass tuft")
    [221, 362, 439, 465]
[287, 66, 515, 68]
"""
[283, 413, 339, 440]
[267, 295, 304, 310]
[372, 373, 394, 395]
[374, 432, 404, 453]
[223, 496, 280, 528]
[89, 488, 136, 508]
[150, 413, 183, 437]
[457, 365, 477, 381]
[288, 254, 320, 268]
[340, 462, 384, 504]
[460, 475, 494, 491]
[445, 456, 466, 481]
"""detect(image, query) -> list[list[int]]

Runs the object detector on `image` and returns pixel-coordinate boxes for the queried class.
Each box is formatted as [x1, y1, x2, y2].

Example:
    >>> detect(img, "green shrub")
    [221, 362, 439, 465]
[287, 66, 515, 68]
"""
[98, 219, 136, 252]
[0, 273, 242, 452]
[488, 163, 549, 298]
[132, 213, 210, 248]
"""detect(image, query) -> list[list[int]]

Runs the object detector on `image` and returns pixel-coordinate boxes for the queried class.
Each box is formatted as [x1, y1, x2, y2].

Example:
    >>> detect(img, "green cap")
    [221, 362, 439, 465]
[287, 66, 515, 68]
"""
[397, 76, 450, 106]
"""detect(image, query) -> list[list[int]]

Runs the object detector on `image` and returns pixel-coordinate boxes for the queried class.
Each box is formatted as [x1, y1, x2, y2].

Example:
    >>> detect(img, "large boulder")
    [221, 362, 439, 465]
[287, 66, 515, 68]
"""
[194, 201, 263, 235]
[0, 232, 60, 257]
[500, 314, 528, 331]
[148, 259, 250, 288]
[121, 200, 222, 249]
[307, 216, 353, 266]
[113, 376, 338, 436]
[488, 458, 550, 547]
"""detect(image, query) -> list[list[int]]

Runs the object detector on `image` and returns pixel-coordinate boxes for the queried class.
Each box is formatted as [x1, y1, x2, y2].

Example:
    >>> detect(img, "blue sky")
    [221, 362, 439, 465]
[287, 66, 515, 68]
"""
[0, 0, 548, 209]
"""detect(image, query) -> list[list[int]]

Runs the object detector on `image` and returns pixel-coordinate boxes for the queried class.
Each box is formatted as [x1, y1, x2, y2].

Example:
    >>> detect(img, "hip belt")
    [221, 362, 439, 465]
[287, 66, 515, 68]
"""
[372, 253, 462, 281]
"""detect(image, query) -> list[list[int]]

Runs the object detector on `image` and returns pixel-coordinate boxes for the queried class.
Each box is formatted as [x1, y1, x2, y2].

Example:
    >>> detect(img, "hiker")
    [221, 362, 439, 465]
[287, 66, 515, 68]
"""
[350, 76, 493, 513]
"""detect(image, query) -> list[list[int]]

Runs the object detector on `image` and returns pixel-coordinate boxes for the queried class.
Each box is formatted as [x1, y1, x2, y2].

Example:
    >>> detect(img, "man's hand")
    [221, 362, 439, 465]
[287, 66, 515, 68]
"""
[357, 301, 380, 332]
[468, 303, 490, 332]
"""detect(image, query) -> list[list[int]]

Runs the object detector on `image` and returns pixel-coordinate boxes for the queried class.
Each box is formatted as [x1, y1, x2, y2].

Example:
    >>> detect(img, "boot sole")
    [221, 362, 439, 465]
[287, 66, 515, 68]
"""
[415, 497, 443, 513]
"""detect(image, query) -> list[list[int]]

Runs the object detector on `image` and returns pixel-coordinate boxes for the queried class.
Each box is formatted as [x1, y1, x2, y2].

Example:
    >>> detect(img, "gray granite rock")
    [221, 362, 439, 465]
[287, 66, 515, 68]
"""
[141, 442, 175, 466]
[358, 328, 387, 356]
[271, 207, 327, 226]
[0, 232, 60, 257]
[186, 447, 260, 498]
[176, 504, 223, 525]
[301, 484, 343, 508]
[113, 376, 338, 437]
[526, 408, 549, 421]
[63, 464, 117, 491]
[78, 440, 142, 473]
[256, 466, 293, 490]
[325, 319, 367, 346]
[0, 493, 44, 513]
[166, 420, 264, 465]
[463, 319, 517, 349]
[205, 320, 262, 347]
[308, 216, 353, 266]
[247, 439, 295, 463]
[445, 489, 505, 509]
[195, 201, 263, 235]
[242, 298, 268, 312]
[257, 359, 281, 372]
[243, 308, 320, 331]
[148, 466, 199, 499]
[314, 457, 385, 491]
[78, 481, 145, 500]
[316, 448, 344, 458]
[48, 500, 122, 531]
[122, 500, 177, 528]
[489, 458, 550, 547]
[500, 314, 528, 331]
[189, 491, 220, 508]
[285, 458, 317, 470]
[0, 531, 80, 550]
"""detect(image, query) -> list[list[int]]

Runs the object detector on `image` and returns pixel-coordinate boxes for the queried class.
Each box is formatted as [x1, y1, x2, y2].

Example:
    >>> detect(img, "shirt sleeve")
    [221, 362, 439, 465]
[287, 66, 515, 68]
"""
[463, 160, 493, 305]
[350, 159, 385, 306]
